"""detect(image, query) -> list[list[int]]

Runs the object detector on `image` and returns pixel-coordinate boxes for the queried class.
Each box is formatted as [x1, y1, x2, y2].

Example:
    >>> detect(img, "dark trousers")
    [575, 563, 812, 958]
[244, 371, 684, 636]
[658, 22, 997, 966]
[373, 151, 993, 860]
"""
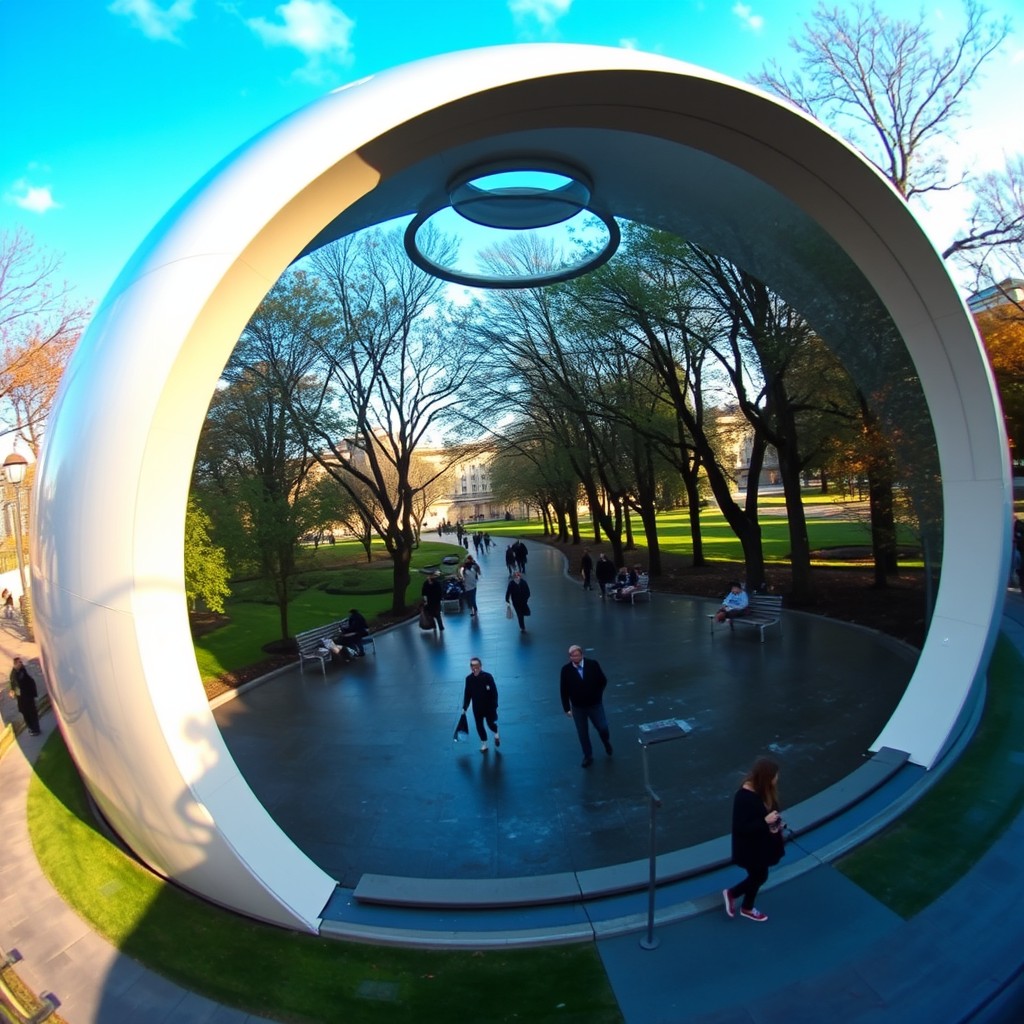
[462, 589, 478, 614]
[571, 702, 610, 758]
[582, 570, 592, 590]
[471, 708, 498, 741]
[511, 605, 527, 630]
[17, 695, 40, 734]
[727, 864, 769, 910]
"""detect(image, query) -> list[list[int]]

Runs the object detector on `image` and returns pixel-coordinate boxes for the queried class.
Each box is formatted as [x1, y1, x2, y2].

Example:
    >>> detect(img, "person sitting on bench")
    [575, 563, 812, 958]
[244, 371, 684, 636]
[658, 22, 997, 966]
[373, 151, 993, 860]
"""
[337, 608, 370, 656]
[714, 582, 749, 623]
[613, 565, 643, 601]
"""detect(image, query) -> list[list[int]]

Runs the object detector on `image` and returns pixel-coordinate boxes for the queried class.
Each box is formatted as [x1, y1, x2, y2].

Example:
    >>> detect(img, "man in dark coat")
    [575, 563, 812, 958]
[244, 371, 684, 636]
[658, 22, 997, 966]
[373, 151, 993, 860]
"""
[580, 549, 593, 591]
[513, 540, 528, 573]
[421, 572, 445, 631]
[559, 644, 612, 767]
[461, 657, 500, 752]
[594, 553, 616, 599]
[504, 571, 531, 632]
[9, 657, 40, 735]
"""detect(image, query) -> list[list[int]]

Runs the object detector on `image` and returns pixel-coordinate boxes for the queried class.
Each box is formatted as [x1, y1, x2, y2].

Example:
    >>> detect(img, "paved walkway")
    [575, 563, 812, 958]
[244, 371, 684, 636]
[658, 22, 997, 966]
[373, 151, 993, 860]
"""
[1, 550, 1022, 1021]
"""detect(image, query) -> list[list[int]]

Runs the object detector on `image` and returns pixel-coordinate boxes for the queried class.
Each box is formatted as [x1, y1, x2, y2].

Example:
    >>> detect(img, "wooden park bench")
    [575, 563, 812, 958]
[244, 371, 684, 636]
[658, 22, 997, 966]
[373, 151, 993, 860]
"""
[295, 618, 377, 678]
[709, 592, 783, 643]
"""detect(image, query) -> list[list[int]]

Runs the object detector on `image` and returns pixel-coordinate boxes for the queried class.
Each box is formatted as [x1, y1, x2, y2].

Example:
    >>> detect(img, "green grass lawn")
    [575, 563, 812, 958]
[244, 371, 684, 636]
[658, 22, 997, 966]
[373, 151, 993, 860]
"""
[196, 498, 920, 682]
[837, 634, 1024, 917]
[194, 539, 465, 682]
[27, 733, 621, 1024]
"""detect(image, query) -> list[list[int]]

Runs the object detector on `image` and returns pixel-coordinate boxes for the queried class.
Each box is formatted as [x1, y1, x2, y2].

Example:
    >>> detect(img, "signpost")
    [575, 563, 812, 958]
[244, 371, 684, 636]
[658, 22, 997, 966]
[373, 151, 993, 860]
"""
[637, 717, 691, 950]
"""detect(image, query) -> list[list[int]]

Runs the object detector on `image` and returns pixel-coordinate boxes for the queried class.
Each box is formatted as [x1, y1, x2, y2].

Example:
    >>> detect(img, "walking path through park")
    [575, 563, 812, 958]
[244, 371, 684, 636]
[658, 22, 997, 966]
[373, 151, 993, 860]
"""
[2, 543, 1023, 1021]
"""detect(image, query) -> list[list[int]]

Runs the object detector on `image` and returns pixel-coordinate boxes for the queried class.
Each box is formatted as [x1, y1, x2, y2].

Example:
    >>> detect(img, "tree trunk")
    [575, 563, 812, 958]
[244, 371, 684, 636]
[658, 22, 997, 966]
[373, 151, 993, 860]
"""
[779, 450, 813, 604]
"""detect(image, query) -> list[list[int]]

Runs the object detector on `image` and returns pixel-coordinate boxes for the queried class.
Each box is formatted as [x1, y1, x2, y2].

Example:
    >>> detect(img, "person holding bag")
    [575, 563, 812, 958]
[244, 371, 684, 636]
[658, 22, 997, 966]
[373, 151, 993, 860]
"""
[461, 657, 500, 753]
[504, 571, 531, 632]
[722, 756, 785, 923]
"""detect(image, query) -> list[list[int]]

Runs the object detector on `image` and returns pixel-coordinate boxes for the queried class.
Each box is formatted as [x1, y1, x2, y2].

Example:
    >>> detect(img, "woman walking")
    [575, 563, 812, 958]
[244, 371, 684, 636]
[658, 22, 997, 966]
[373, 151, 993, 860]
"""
[722, 756, 785, 923]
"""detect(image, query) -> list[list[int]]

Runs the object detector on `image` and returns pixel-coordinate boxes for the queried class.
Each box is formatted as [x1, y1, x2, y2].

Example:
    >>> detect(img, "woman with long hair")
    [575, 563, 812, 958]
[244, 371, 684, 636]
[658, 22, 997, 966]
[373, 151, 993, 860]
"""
[722, 756, 784, 923]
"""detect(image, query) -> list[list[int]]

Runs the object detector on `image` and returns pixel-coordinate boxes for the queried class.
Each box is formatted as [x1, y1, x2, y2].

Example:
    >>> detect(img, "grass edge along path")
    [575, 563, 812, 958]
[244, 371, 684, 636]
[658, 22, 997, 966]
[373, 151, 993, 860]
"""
[837, 634, 1024, 918]
[26, 734, 621, 1024]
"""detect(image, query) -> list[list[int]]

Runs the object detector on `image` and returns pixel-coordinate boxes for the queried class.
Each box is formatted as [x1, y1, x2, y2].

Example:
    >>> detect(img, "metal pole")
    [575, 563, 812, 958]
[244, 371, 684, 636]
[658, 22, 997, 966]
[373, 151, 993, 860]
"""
[640, 745, 661, 950]
[11, 483, 33, 641]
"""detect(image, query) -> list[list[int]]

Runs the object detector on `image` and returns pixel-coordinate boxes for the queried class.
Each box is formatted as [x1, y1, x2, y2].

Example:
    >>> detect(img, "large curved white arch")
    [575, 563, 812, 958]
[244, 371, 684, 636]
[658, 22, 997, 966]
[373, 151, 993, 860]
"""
[32, 44, 1008, 930]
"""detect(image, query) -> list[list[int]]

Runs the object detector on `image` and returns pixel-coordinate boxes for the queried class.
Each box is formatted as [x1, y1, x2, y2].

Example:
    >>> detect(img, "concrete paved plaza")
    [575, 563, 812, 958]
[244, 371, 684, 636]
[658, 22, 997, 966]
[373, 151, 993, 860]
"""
[213, 539, 917, 887]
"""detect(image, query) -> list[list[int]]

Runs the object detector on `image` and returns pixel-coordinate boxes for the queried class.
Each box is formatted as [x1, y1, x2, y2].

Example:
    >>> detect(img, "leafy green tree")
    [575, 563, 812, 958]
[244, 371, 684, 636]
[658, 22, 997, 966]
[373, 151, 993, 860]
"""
[183, 496, 231, 614]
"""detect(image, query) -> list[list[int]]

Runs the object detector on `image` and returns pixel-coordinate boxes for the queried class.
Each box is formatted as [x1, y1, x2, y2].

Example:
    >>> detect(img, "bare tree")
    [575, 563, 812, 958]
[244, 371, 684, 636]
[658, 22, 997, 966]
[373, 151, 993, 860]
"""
[0, 228, 90, 452]
[944, 155, 1024, 283]
[753, 0, 1008, 201]
[292, 228, 477, 614]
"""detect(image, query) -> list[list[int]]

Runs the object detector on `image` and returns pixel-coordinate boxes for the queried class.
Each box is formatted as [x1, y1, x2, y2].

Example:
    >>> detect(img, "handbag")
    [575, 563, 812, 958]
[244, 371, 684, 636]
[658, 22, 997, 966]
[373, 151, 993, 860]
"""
[766, 822, 786, 866]
[453, 712, 469, 741]
[505, 604, 513, 620]
[419, 605, 435, 630]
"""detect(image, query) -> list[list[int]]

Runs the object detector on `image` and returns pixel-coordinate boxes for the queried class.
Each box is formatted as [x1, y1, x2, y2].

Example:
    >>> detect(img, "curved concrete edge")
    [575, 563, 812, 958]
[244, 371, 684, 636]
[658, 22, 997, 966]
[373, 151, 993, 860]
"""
[318, 918, 595, 949]
[348, 747, 909, 909]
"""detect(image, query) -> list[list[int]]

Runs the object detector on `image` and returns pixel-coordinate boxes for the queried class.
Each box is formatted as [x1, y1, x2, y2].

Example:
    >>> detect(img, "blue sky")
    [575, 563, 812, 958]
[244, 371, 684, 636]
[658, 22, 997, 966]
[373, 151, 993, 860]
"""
[3, 0, 1022, 307]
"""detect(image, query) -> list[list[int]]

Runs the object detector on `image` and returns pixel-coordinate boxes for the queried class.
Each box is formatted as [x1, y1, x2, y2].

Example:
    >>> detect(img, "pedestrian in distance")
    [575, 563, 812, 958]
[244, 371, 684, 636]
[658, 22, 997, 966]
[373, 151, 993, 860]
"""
[462, 657, 500, 753]
[513, 539, 528, 573]
[580, 549, 593, 591]
[559, 644, 612, 767]
[722, 756, 786, 923]
[595, 553, 616, 599]
[505, 544, 517, 576]
[421, 571, 445, 632]
[8, 656, 40, 735]
[1, 589, 13, 619]
[505, 570, 531, 632]
[460, 555, 481, 617]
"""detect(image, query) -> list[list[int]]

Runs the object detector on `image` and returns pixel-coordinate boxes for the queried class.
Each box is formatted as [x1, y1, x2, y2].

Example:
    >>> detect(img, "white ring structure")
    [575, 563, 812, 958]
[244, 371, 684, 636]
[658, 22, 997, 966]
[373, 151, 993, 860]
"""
[32, 45, 1008, 930]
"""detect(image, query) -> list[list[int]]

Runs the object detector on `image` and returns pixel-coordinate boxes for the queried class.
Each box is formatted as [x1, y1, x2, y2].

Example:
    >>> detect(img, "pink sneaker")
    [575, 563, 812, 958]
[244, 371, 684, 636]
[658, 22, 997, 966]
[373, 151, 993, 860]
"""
[722, 889, 735, 918]
[740, 907, 768, 922]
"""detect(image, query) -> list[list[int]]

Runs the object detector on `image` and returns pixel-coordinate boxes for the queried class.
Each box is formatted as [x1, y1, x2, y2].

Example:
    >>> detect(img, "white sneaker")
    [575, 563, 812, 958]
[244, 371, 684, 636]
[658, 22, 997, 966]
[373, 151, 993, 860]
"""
[480, 742, 488, 752]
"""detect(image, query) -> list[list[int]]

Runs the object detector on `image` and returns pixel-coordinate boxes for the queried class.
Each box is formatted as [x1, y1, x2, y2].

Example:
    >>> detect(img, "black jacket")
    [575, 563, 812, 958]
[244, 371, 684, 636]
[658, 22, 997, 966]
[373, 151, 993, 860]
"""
[462, 671, 498, 715]
[559, 658, 607, 711]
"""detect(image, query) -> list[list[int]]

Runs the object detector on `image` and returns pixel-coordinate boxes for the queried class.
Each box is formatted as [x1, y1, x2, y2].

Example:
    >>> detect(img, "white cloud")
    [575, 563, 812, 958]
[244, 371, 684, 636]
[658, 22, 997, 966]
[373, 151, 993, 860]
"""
[6, 180, 60, 214]
[508, 0, 572, 30]
[108, 0, 196, 43]
[732, 3, 764, 32]
[247, 0, 355, 79]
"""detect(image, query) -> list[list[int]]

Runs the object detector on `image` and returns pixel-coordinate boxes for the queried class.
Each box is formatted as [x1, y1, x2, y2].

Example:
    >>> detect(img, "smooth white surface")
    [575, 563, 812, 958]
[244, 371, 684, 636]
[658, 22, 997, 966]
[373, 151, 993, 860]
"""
[32, 43, 1007, 927]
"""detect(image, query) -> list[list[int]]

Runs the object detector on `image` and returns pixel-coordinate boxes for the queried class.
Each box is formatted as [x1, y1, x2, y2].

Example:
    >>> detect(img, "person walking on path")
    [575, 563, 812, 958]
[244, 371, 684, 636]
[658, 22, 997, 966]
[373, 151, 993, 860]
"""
[504, 571, 532, 632]
[722, 756, 785, 923]
[513, 540, 528, 573]
[559, 644, 612, 767]
[8, 656, 40, 735]
[505, 544, 516, 576]
[580, 549, 593, 591]
[595, 553, 616, 599]
[460, 555, 481, 617]
[462, 657, 500, 753]
[422, 572, 445, 632]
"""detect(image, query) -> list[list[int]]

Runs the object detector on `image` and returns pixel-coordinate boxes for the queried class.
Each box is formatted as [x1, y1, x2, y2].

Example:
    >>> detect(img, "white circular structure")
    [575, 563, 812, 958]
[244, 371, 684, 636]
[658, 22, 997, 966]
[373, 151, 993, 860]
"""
[32, 44, 1009, 931]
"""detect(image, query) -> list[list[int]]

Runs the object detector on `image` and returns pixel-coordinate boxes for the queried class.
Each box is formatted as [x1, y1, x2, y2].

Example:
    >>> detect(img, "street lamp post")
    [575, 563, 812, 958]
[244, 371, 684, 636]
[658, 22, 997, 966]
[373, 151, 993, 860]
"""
[3, 453, 33, 641]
